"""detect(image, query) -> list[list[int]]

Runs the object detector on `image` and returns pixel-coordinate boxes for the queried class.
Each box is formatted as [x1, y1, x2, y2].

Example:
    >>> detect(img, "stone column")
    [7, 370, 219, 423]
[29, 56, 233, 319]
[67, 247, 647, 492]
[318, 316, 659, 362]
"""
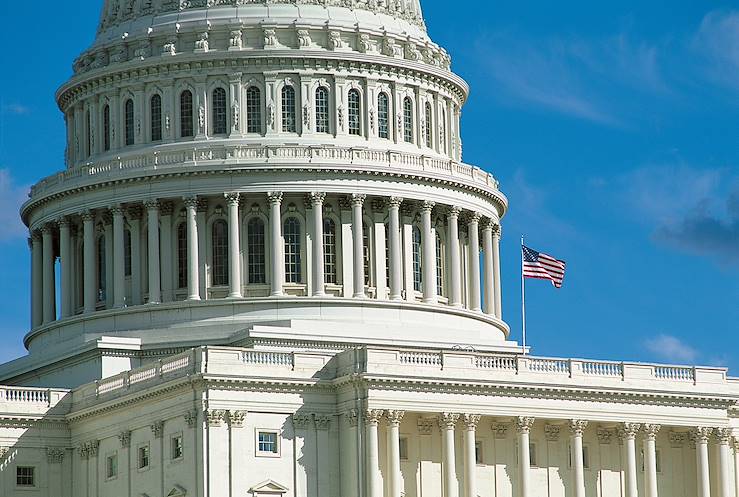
[467, 213, 482, 312]
[365, 409, 384, 497]
[386, 410, 405, 497]
[183, 197, 200, 301]
[715, 428, 732, 497]
[692, 427, 712, 497]
[733, 438, 739, 497]
[619, 423, 641, 497]
[439, 413, 460, 497]
[311, 193, 326, 296]
[482, 219, 494, 315]
[128, 206, 142, 306]
[159, 202, 174, 302]
[58, 218, 72, 318]
[351, 194, 367, 298]
[463, 414, 481, 497]
[225, 193, 242, 298]
[41, 224, 55, 324]
[420, 201, 437, 304]
[111, 205, 126, 308]
[196, 200, 207, 299]
[30, 231, 43, 327]
[569, 420, 588, 497]
[388, 197, 403, 301]
[268, 192, 284, 296]
[492, 223, 502, 318]
[145, 201, 161, 304]
[517, 416, 535, 497]
[643, 424, 660, 497]
[82, 211, 96, 313]
[447, 207, 462, 307]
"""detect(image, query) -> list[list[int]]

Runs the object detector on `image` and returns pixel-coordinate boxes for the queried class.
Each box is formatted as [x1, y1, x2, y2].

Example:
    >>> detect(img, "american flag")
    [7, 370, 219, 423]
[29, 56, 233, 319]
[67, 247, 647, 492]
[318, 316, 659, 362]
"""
[522, 245, 566, 288]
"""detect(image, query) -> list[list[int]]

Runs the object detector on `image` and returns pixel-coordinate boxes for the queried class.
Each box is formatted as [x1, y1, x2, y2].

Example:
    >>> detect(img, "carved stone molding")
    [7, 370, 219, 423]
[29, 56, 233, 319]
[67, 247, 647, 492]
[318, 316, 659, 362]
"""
[544, 424, 560, 442]
[224, 192, 241, 206]
[386, 410, 405, 427]
[462, 414, 481, 431]
[642, 424, 661, 441]
[206, 409, 227, 427]
[184, 409, 198, 428]
[292, 413, 313, 430]
[417, 417, 435, 435]
[568, 419, 588, 437]
[515, 416, 535, 434]
[714, 427, 732, 445]
[492, 423, 509, 439]
[151, 421, 164, 439]
[669, 431, 688, 448]
[596, 428, 614, 445]
[618, 423, 641, 442]
[351, 193, 367, 207]
[47, 448, 65, 464]
[118, 430, 131, 448]
[345, 409, 359, 428]
[437, 412, 459, 430]
[314, 414, 331, 431]
[690, 426, 713, 444]
[365, 409, 384, 426]
[267, 191, 283, 204]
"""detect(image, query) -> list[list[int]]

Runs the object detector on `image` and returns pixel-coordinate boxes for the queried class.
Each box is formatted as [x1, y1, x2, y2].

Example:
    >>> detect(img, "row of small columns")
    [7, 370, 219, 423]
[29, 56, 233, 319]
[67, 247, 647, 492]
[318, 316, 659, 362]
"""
[29, 192, 503, 327]
[363, 412, 737, 497]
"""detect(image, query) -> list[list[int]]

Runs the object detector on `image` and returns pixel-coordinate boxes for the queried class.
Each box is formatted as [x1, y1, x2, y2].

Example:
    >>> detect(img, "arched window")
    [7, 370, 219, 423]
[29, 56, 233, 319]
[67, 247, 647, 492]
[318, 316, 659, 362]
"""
[103, 105, 111, 151]
[180, 90, 194, 138]
[211, 219, 228, 286]
[85, 110, 91, 157]
[212, 87, 227, 135]
[403, 97, 413, 144]
[97, 235, 106, 302]
[362, 222, 371, 285]
[284, 217, 302, 283]
[247, 217, 266, 284]
[315, 87, 330, 133]
[177, 223, 187, 289]
[124, 229, 132, 277]
[436, 232, 444, 296]
[281, 85, 296, 133]
[412, 225, 422, 292]
[425, 102, 433, 148]
[151, 94, 162, 142]
[246, 86, 262, 133]
[348, 89, 361, 136]
[124, 99, 134, 146]
[378, 93, 390, 139]
[323, 218, 337, 284]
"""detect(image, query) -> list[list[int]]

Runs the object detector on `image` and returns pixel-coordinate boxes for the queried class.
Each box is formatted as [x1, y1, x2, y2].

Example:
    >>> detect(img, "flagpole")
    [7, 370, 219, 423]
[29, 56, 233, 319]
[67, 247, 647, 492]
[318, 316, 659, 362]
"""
[521, 235, 527, 355]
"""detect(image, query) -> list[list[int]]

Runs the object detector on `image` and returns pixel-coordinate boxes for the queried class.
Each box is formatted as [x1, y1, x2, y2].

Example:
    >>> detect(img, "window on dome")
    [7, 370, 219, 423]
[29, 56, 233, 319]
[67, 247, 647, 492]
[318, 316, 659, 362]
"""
[103, 105, 111, 151]
[211, 219, 229, 286]
[315, 87, 330, 133]
[363, 222, 371, 285]
[284, 217, 302, 283]
[378, 92, 390, 139]
[246, 86, 262, 134]
[180, 90, 194, 138]
[212, 87, 227, 135]
[403, 97, 413, 144]
[124, 99, 134, 146]
[124, 228, 132, 277]
[281, 85, 296, 133]
[425, 101, 433, 148]
[323, 218, 337, 284]
[177, 222, 187, 289]
[348, 89, 361, 136]
[247, 217, 266, 284]
[16, 466, 35, 487]
[106, 453, 118, 479]
[151, 94, 162, 142]
[436, 232, 444, 296]
[85, 109, 91, 158]
[412, 225, 422, 292]
[97, 234, 106, 302]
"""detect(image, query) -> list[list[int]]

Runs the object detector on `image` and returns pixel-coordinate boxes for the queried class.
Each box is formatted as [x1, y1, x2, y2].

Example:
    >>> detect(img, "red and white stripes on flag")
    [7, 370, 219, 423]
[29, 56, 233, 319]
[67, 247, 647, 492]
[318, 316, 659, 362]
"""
[522, 245, 566, 288]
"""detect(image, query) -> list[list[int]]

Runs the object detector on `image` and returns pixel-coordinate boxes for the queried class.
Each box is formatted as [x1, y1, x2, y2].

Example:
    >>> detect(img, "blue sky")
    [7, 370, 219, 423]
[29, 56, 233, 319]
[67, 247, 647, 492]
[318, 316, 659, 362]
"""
[0, 1, 737, 368]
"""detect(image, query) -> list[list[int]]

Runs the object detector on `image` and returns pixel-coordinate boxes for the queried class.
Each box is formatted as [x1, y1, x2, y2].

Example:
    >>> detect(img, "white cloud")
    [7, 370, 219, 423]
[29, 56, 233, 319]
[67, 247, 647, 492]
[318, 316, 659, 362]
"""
[692, 10, 739, 92]
[0, 169, 29, 242]
[2, 104, 31, 115]
[644, 334, 698, 364]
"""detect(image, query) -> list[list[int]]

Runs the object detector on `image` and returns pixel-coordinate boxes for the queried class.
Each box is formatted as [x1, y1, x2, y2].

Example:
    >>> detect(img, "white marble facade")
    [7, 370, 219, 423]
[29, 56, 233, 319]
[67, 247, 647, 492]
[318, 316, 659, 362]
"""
[1, 1, 738, 496]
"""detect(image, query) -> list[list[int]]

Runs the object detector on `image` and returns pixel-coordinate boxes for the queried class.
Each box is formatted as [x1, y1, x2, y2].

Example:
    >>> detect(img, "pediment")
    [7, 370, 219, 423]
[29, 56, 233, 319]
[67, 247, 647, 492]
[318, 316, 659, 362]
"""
[166, 485, 186, 497]
[249, 479, 289, 494]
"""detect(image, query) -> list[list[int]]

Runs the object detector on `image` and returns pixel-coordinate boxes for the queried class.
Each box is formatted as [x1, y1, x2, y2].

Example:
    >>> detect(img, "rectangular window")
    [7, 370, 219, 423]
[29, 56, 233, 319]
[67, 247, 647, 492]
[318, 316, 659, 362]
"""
[138, 444, 150, 469]
[568, 444, 590, 469]
[172, 434, 184, 460]
[640, 448, 662, 473]
[106, 454, 118, 479]
[399, 437, 408, 461]
[16, 466, 35, 487]
[475, 441, 483, 464]
[257, 431, 279, 455]
[247, 218, 266, 284]
[529, 442, 537, 467]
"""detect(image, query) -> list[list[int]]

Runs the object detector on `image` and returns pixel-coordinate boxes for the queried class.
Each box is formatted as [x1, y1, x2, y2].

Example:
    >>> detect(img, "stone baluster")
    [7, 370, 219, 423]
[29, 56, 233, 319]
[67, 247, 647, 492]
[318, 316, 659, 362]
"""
[439, 413, 460, 497]
[386, 410, 405, 497]
[310, 193, 326, 296]
[351, 194, 367, 298]
[144, 200, 161, 304]
[643, 424, 660, 497]
[268, 192, 284, 296]
[517, 416, 535, 497]
[420, 201, 437, 304]
[183, 196, 200, 301]
[225, 193, 242, 298]
[569, 420, 588, 497]
[388, 197, 404, 301]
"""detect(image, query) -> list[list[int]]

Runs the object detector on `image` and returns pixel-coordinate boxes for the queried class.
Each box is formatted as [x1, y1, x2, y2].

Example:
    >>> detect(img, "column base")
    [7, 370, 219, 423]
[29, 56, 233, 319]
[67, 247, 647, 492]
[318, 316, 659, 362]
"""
[187, 296, 201, 301]
[423, 297, 438, 305]
[227, 293, 243, 299]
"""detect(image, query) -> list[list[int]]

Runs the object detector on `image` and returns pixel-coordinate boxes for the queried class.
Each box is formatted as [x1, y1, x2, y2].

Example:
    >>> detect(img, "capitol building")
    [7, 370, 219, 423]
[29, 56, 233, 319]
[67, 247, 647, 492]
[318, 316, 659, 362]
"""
[1, 0, 738, 496]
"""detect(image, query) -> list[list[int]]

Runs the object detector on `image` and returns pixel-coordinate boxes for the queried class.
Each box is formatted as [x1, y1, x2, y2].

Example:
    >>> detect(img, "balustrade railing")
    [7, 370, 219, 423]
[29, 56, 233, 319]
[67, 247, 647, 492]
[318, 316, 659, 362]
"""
[242, 350, 294, 367]
[400, 351, 442, 366]
[1, 387, 51, 404]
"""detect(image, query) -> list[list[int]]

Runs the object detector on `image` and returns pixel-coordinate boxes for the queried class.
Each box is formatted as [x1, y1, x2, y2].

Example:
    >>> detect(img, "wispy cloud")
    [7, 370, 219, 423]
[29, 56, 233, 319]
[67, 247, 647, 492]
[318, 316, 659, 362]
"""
[0, 169, 29, 242]
[692, 10, 739, 92]
[1, 103, 31, 116]
[475, 30, 669, 126]
[620, 165, 739, 266]
[644, 334, 698, 364]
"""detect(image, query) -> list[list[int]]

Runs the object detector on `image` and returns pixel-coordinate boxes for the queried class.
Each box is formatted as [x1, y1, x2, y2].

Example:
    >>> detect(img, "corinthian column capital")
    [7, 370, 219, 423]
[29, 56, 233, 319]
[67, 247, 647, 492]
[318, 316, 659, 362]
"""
[461, 414, 481, 431]
[386, 410, 405, 427]
[224, 192, 240, 206]
[365, 409, 384, 426]
[642, 424, 660, 441]
[438, 412, 459, 430]
[516, 416, 535, 434]
[569, 419, 588, 436]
